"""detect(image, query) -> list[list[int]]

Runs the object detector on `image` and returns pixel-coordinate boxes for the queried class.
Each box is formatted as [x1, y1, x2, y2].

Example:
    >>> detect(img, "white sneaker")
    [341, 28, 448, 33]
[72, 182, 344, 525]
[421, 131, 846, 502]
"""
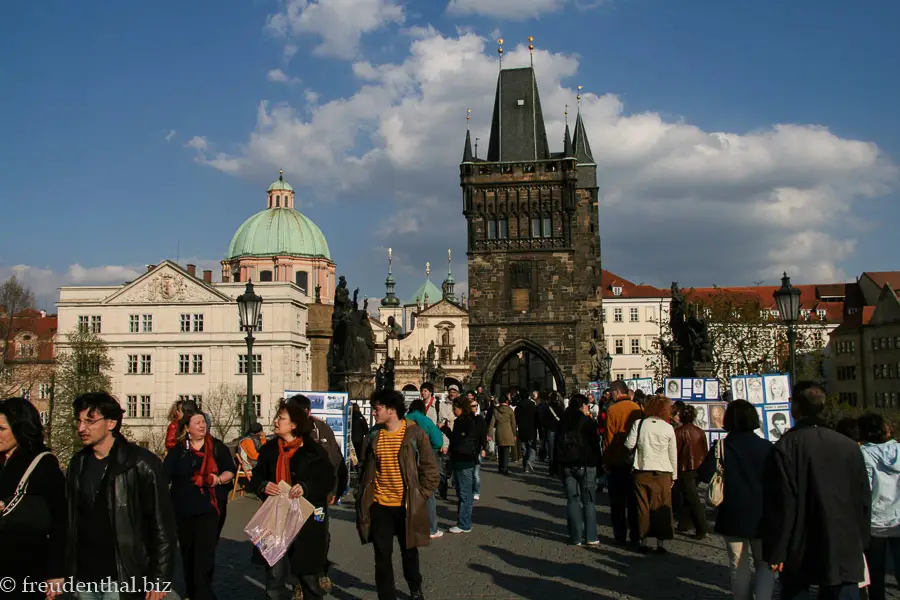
[430, 530, 444, 539]
[448, 526, 471, 534]
[474, 494, 480, 501]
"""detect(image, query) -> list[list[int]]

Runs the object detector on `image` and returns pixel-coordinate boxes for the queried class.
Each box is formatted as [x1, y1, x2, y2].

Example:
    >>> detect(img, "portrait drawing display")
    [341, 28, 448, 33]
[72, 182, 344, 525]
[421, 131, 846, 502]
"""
[689, 404, 709, 430]
[763, 374, 791, 404]
[666, 379, 681, 398]
[764, 406, 792, 441]
[746, 376, 764, 405]
[704, 379, 720, 401]
[731, 377, 747, 401]
[708, 403, 726, 430]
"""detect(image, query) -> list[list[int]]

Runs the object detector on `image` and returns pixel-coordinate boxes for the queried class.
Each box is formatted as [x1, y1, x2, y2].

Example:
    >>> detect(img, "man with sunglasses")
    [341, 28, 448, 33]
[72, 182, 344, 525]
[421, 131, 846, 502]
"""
[60, 392, 176, 600]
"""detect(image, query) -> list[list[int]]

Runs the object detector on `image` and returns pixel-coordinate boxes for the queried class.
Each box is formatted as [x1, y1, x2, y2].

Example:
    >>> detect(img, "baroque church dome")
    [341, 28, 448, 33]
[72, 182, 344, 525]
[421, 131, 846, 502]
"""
[226, 172, 330, 260]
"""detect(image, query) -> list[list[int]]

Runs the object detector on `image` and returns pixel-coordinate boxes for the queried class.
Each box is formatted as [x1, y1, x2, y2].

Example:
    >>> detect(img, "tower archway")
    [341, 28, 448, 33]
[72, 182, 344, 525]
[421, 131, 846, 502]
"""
[482, 338, 566, 398]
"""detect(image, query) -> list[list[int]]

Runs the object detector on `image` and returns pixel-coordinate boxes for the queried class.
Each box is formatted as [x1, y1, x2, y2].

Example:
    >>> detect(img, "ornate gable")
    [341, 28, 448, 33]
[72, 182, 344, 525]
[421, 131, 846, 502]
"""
[417, 298, 468, 318]
[102, 261, 231, 305]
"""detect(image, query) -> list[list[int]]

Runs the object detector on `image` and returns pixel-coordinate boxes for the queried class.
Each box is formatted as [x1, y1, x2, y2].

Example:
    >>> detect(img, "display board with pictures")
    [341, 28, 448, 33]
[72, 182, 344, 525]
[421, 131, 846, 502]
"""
[664, 377, 725, 448]
[625, 377, 655, 396]
[728, 373, 793, 442]
[283, 390, 351, 458]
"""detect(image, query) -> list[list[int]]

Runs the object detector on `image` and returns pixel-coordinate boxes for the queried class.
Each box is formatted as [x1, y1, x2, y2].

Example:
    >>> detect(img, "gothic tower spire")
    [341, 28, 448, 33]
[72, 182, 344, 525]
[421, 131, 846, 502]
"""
[381, 247, 400, 307]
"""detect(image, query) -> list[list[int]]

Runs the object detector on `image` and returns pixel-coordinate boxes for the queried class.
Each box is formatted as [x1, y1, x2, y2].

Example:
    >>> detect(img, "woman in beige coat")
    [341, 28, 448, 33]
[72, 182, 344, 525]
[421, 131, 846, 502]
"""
[488, 395, 517, 474]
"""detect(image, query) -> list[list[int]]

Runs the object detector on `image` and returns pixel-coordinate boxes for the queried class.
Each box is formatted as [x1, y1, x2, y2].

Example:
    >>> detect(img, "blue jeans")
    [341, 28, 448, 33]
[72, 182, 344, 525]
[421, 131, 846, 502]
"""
[427, 491, 438, 535]
[522, 439, 538, 470]
[561, 465, 598, 544]
[453, 467, 476, 531]
[474, 456, 482, 496]
[545, 431, 557, 472]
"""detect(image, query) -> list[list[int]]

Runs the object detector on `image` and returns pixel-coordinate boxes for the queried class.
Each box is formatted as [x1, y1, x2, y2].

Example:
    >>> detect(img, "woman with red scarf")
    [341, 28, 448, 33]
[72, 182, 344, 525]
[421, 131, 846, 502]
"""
[251, 403, 336, 600]
[163, 408, 235, 600]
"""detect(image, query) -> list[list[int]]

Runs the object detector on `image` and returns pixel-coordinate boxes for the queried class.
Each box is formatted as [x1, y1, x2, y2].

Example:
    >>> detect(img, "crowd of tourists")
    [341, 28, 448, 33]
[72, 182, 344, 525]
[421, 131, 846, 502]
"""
[0, 378, 897, 600]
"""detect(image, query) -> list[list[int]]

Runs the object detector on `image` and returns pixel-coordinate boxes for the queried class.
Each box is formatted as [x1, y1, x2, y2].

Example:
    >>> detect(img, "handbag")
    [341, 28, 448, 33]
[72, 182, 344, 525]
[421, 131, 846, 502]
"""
[0, 452, 50, 529]
[706, 439, 725, 507]
[627, 418, 646, 470]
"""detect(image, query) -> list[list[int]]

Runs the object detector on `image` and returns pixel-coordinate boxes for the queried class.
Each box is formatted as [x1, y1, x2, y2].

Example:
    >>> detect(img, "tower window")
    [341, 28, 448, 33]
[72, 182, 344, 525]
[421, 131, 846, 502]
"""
[542, 216, 551, 238]
[498, 218, 508, 239]
[260, 270, 273, 282]
[275, 195, 281, 207]
[488, 220, 497, 239]
[296, 271, 309, 292]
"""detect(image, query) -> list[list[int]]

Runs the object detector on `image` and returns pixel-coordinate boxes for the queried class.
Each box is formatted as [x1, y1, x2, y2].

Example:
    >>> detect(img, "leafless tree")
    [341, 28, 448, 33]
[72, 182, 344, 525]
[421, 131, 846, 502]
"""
[203, 382, 245, 442]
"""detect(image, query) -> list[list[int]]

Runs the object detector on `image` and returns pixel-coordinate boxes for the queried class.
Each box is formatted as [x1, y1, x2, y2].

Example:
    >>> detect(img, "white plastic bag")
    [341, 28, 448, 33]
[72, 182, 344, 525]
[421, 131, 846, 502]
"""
[245, 481, 316, 566]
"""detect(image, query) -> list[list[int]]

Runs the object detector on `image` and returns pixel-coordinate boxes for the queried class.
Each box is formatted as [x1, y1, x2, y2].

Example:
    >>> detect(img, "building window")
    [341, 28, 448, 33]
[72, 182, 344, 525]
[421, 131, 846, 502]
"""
[646, 307, 655, 321]
[615, 373, 625, 381]
[91, 316, 102, 334]
[129, 314, 139, 333]
[296, 271, 309, 292]
[140, 354, 152, 374]
[239, 354, 262, 374]
[253, 394, 262, 418]
[531, 217, 541, 238]
[614, 308, 623, 323]
[499, 218, 508, 239]
[542, 216, 551, 238]
[630, 307, 639, 322]
[140, 395, 151, 418]
[615, 339, 624, 355]
[631, 372, 642, 380]
[180, 314, 204, 332]
[39, 383, 52, 399]
[192, 354, 203, 374]
[127, 355, 138, 374]
[177, 394, 203, 408]
[487, 220, 497, 239]
[142, 314, 152, 333]
[127, 395, 138, 418]
[631, 338, 640, 354]
[181, 314, 191, 332]
[78, 316, 89, 333]
[193, 314, 204, 332]
[179, 354, 190, 374]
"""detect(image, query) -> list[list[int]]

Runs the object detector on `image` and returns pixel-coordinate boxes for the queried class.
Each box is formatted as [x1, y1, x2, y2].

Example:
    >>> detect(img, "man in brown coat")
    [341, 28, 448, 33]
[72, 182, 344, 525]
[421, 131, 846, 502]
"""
[488, 394, 517, 474]
[602, 380, 643, 545]
[356, 390, 440, 600]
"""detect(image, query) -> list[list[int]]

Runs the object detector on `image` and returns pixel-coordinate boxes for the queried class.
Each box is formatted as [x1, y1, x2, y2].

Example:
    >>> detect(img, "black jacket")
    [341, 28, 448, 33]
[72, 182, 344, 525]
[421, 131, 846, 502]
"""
[555, 412, 602, 468]
[698, 431, 772, 539]
[441, 414, 486, 466]
[312, 418, 349, 498]
[163, 437, 236, 518]
[515, 399, 538, 442]
[0, 450, 67, 586]
[250, 436, 337, 575]
[762, 418, 871, 586]
[66, 436, 177, 588]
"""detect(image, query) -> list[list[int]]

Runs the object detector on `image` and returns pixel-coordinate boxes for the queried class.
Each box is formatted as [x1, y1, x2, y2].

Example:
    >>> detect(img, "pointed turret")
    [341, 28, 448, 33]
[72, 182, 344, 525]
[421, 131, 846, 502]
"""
[442, 248, 457, 303]
[462, 129, 474, 163]
[381, 248, 400, 307]
[486, 67, 551, 162]
[563, 122, 574, 158]
[572, 109, 594, 164]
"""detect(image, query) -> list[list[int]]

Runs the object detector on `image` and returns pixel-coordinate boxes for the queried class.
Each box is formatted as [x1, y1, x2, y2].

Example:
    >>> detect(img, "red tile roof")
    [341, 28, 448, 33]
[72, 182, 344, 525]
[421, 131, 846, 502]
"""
[685, 284, 845, 324]
[1, 310, 57, 362]
[864, 272, 900, 292]
[600, 270, 669, 299]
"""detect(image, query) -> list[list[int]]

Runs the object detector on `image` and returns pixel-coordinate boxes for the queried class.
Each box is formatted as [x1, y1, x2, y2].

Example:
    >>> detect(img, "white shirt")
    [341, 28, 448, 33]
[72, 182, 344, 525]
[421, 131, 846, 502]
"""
[625, 417, 678, 479]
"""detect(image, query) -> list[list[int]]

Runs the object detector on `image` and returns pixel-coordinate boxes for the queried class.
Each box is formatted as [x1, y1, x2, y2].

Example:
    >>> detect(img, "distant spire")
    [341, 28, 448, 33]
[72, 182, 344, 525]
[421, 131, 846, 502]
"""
[381, 247, 399, 307]
[497, 38, 504, 70]
[528, 36, 534, 68]
[462, 128, 474, 163]
[443, 248, 457, 303]
[572, 85, 594, 164]
[425, 261, 431, 280]
[564, 121, 574, 158]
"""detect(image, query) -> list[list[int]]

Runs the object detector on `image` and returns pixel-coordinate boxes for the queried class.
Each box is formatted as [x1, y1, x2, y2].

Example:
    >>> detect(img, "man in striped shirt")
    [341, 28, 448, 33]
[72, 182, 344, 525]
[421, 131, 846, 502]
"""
[356, 390, 439, 600]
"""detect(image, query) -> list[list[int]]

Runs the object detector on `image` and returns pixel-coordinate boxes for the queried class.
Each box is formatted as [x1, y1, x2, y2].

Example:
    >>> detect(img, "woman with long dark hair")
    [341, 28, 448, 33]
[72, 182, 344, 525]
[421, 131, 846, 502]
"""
[0, 397, 67, 597]
[163, 408, 235, 600]
[441, 396, 486, 534]
[251, 403, 336, 600]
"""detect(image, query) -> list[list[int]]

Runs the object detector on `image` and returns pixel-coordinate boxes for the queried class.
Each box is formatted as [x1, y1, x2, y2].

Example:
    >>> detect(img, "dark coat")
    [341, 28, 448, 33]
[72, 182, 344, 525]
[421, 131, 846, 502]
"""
[250, 436, 337, 575]
[312, 418, 349, 498]
[163, 437, 236, 518]
[515, 399, 538, 442]
[698, 431, 772, 539]
[675, 423, 708, 473]
[555, 412, 602, 468]
[66, 436, 177, 589]
[762, 418, 871, 586]
[0, 450, 67, 591]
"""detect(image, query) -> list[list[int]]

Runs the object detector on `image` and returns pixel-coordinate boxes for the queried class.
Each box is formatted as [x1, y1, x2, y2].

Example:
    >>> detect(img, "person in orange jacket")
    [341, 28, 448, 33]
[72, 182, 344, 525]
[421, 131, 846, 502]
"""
[602, 380, 643, 546]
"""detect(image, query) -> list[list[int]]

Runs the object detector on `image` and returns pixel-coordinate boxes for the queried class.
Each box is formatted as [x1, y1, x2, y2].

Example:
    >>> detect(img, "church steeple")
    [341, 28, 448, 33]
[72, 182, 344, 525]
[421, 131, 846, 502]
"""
[572, 88, 594, 164]
[381, 248, 400, 307]
[486, 67, 551, 162]
[462, 129, 474, 163]
[442, 248, 457, 303]
[563, 111, 574, 158]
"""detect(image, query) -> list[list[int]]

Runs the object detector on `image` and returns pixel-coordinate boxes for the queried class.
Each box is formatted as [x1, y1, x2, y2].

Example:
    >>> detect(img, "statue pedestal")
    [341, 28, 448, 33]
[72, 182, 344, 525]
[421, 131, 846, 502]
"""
[331, 371, 374, 400]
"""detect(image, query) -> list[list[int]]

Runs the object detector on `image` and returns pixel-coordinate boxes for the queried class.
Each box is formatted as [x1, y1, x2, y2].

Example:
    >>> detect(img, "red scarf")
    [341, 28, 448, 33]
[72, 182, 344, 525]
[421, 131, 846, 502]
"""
[276, 437, 304, 485]
[190, 435, 221, 515]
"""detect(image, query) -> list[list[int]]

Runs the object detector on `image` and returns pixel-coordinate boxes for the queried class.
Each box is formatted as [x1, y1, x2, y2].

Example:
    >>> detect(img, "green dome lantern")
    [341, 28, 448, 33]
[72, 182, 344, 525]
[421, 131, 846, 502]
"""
[267, 169, 294, 192]
[227, 208, 330, 260]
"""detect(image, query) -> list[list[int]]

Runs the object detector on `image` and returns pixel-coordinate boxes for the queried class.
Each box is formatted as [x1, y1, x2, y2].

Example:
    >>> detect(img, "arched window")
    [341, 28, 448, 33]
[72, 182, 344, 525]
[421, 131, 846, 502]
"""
[275, 195, 281, 207]
[260, 270, 273, 282]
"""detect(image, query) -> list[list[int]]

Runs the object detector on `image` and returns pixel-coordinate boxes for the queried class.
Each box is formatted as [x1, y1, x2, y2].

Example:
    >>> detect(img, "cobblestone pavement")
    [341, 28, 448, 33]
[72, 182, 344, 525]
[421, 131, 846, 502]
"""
[169, 459, 744, 600]
[165, 460, 900, 599]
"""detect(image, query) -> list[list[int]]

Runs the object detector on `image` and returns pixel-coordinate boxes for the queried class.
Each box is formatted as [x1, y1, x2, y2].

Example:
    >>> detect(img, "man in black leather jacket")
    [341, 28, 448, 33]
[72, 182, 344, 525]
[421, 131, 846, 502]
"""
[64, 392, 177, 600]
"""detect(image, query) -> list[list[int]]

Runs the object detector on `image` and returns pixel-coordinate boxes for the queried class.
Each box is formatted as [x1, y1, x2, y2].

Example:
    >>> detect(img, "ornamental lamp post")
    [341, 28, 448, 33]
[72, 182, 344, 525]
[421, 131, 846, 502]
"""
[603, 352, 614, 382]
[773, 272, 802, 383]
[420, 358, 428, 385]
[237, 281, 263, 433]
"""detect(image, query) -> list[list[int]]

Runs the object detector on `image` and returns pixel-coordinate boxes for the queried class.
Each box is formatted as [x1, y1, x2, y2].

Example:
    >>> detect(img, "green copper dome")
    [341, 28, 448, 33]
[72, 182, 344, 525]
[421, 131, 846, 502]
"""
[227, 208, 330, 260]
[409, 279, 442, 305]
[268, 171, 294, 192]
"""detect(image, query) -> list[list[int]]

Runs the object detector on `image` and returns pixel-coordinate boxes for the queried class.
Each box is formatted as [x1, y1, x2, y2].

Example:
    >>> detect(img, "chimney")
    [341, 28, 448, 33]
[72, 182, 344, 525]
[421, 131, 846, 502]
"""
[203, 270, 212, 283]
[187, 264, 196, 277]
[146, 264, 156, 272]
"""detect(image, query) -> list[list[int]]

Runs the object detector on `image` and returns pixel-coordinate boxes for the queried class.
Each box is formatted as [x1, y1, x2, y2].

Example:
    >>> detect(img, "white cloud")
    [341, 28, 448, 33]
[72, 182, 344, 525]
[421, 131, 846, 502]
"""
[164, 129, 177, 142]
[191, 31, 898, 287]
[267, 68, 300, 84]
[265, 0, 404, 61]
[185, 136, 208, 151]
[66, 264, 142, 284]
[447, 0, 567, 19]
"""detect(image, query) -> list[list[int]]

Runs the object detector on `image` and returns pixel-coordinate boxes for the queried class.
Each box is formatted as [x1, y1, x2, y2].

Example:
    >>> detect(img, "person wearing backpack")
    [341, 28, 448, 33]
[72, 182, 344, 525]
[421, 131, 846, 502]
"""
[440, 397, 486, 534]
[555, 394, 602, 546]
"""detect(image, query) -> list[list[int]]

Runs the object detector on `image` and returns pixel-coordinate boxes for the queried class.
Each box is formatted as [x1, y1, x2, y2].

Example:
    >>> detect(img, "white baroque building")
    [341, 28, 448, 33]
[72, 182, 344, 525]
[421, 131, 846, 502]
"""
[56, 172, 330, 444]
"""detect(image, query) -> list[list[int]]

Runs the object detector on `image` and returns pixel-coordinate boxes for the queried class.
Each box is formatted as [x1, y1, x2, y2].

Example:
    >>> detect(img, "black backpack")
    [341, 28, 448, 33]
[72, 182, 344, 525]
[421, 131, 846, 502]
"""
[555, 419, 587, 466]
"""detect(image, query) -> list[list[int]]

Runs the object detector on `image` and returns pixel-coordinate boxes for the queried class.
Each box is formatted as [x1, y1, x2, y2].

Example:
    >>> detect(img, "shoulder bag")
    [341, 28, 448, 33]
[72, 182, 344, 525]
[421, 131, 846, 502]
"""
[0, 451, 54, 534]
[706, 439, 725, 507]
[627, 418, 646, 471]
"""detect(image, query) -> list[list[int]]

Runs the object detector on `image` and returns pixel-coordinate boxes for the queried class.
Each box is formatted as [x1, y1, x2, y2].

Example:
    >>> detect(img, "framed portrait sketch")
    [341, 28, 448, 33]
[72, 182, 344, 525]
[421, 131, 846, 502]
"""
[692, 378, 705, 398]
[665, 378, 681, 398]
[707, 403, 727, 430]
[746, 376, 764, 405]
[704, 379, 720, 401]
[689, 404, 710, 430]
[763, 374, 791, 405]
[731, 376, 748, 401]
[636, 378, 655, 395]
[764, 404, 792, 442]
[627, 379, 638, 391]
[754, 405, 765, 438]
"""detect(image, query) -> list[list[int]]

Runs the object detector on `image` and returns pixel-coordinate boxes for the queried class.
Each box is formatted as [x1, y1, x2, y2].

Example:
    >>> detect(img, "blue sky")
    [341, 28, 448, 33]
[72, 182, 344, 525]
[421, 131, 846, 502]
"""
[1, 0, 898, 310]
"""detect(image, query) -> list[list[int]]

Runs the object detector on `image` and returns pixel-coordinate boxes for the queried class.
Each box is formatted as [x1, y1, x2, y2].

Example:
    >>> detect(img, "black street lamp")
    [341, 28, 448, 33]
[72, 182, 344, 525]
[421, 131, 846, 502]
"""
[603, 352, 614, 381]
[237, 281, 263, 433]
[773, 272, 802, 383]
[419, 358, 428, 385]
